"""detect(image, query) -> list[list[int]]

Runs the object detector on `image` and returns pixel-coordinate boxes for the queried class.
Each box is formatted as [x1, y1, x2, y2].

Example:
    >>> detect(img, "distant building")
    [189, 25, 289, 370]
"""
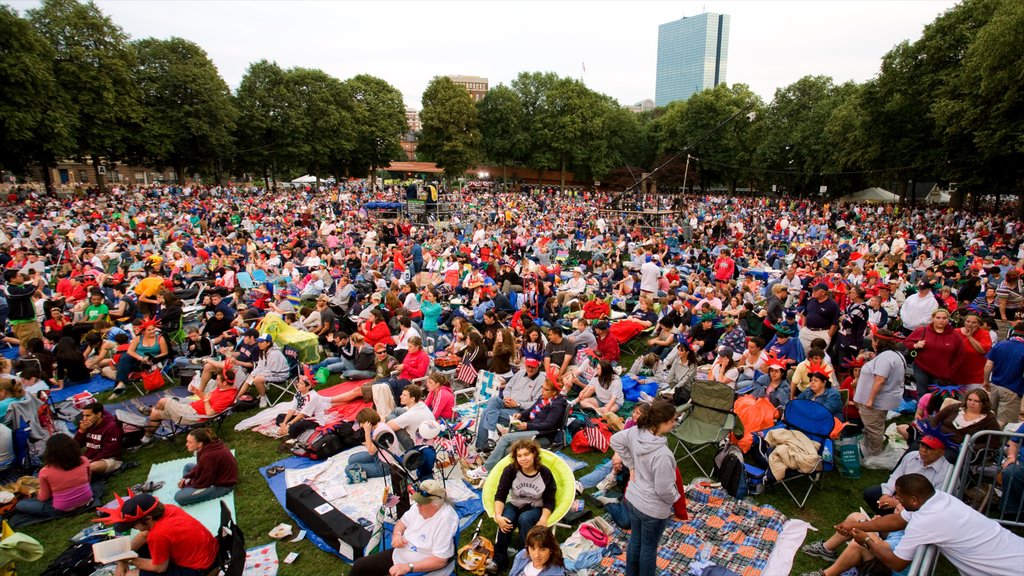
[405, 107, 422, 133]
[628, 99, 656, 113]
[655, 12, 730, 107]
[447, 75, 489, 102]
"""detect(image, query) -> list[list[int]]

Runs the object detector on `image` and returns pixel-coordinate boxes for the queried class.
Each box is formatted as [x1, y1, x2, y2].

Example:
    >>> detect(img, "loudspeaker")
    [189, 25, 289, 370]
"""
[285, 484, 371, 559]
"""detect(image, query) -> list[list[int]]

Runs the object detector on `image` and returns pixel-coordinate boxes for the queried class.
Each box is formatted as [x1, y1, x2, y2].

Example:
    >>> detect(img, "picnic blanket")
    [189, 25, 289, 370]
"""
[593, 486, 787, 576]
[259, 447, 483, 562]
[49, 374, 117, 403]
[235, 380, 372, 438]
[145, 453, 236, 534]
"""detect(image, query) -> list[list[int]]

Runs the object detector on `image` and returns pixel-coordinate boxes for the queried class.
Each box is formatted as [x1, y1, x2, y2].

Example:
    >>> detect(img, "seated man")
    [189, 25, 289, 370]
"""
[387, 384, 436, 450]
[799, 509, 910, 576]
[73, 401, 123, 474]
[823, 474, 1024, 576]
[237, 335, 290, 408]
[196, 328, 259, 390]
[350, 479, 458, 576]
[471, 372, 568, 476]
[998, 420, 1024, 522]
[139, 373, 237, 445]
[474, 358, 546, 455]
[97, 492, 219, 576]
[862, 434, 951, 515]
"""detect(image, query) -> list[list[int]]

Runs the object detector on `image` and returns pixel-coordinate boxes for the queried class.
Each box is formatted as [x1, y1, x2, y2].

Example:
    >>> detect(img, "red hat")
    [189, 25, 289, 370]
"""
[523, 358, 540, 368]
[920, 435, 945, 450]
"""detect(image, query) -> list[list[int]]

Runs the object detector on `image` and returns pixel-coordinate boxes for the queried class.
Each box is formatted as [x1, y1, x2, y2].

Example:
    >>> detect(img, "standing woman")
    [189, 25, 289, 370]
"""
[609, 399, 679, 576]
[419, 288, 443, 348]
[904, 308, 964, 396]
[953, 313, 992, 389]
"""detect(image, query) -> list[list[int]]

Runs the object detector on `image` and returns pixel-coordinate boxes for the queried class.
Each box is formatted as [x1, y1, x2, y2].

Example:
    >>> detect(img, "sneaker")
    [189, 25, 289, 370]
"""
[801, 540, 838, 562]
[484, 560, 499, 575]
[595, 473, 617, 493]
[465, 466, 488, 480]
[639, 391, 655, 403]
[495, 424, 509, 435]
[259, 396, 269, 408]
[596, 494, 619, 505]
[139, 435, 153, 446]
[109, 385, 127, 398]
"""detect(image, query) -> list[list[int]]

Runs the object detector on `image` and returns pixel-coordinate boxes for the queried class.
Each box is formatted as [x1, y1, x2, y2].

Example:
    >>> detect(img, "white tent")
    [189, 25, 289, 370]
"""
[290, 175, 318, 184]
[839, 187, 900, 203]
[923, 186, 951, 204]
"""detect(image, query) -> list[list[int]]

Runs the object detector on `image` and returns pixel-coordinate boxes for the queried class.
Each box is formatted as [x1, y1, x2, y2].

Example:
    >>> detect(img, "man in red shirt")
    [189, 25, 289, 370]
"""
[140, 373, 236, 445]
[100, 493, 218, 576]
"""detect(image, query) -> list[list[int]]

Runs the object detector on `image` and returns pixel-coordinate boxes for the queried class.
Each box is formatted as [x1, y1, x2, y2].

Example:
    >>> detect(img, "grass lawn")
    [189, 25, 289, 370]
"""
[15, 380, 957, 576]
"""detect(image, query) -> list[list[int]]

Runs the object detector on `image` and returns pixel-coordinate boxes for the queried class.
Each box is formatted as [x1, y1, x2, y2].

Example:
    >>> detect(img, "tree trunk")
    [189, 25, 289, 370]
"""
[1017, 192, 1024, 219]
[994, 190, 1001, 212]
[40, 158, 54, 196]
[263, 165, 271, 191]
[951, 188, 966, 210]
[369, 167, 377, 192]
[175, 162, 186, 186]
[560, 154, 566, 190]
[91, 155, 107, 193]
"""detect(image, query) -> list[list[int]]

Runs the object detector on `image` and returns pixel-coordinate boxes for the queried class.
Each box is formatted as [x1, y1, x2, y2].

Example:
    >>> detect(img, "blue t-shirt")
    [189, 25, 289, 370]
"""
[986, 338, 1024, 395]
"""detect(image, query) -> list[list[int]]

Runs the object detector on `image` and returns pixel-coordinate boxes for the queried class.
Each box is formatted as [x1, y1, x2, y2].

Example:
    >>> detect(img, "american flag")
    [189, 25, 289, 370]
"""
[586, 419, 609, 452]
[185, 255, 199, 268]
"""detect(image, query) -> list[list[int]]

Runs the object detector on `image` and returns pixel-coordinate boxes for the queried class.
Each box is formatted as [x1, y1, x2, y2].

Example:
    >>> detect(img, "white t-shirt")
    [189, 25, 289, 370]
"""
[639, 261, 661, 293]
[293, 391, 331, 422]
[390, 402, 435, 440]
[894, 490, 1024, 575]
[392, 503, 458, 576]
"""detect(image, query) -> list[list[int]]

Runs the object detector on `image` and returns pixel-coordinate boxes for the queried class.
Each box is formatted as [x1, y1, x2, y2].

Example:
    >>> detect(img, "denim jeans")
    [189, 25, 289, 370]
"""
[343, 369, 376, 380]
[1000, 462, 1024, 523]
[912, 364, 942, 397]
[625, 500, 668, 576]
[484, 431, 537, 470]
[494, 504, 543, 568]
[475, 396, 520, 450]
[313, 357, 354, 374]
[345, 450, 389, 478]
[174, 463, 234, 506]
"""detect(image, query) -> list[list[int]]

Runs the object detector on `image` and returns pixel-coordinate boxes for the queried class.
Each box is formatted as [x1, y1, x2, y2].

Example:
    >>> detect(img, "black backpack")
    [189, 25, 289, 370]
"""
[41, 536, 107, 576]
[712, 441, 748, 499]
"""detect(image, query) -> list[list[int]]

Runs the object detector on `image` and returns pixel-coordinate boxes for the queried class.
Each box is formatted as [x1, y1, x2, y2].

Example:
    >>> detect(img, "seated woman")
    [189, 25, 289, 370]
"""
[0, 379, 27, 424]
[578, 359, 623, 417]
[646, 318, 677, 360]
[929, 388, 1001, 462]
[750, 353, 792, 409]
[797, 360, 844, 419]
[53, 337, 92, 391]
[175, 427, 237, 506]
[11, 433, 93, 527]
[111, 318, 170, 397]
[608, 296, 657, 344]
[424, 372, 455, 421]
[275, 373, 347, 439]
[627, 353, 666, 390]
[345, 407, 407, 482]
[707, 348, 740, 389]
[349, 479, 458, 576]
[488, 439, 558, 573]
[472, 373, 568, 475]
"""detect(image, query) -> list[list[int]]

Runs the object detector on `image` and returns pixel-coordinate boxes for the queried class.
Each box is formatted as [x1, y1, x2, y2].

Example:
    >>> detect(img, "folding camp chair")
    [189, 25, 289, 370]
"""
[215, 500, 246, 576]
[457, 370, 499, 405]
[669, 380, 743, 476]
[745, 398, 835, 508]
[235, 272, 255, 291]
[263, 345, 302, 406]
[621, 325, 656, 358]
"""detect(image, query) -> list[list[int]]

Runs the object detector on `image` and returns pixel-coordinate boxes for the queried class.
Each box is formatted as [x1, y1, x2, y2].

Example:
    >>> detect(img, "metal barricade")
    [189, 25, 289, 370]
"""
[907, 428, 1024, 575]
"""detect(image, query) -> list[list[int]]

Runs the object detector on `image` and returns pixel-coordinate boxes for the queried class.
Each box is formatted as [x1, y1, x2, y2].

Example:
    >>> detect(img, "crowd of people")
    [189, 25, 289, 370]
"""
[1, 181, 1024, 576]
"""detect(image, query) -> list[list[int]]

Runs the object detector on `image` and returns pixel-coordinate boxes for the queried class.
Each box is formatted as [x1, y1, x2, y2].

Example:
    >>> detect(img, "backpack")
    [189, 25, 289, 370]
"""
[40, 536, 108, 576]
[233, 394, 260, 412]
[712, 441, 747, 499]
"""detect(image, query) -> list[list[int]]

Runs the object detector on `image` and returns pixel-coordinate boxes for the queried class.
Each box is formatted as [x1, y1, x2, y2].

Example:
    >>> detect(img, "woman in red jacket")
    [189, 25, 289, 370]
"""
[360, 308, 395, 348]
[175, 428, 237, 506]
[905, 308, 964, 396]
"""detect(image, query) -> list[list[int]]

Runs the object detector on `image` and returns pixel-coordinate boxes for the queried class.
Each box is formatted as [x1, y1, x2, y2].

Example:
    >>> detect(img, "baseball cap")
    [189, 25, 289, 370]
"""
[595, 321, 610, 331]
[718, 346, 735, 358]
[812, 283, 829, 292]
[256, 334, 273, 343]
[523, 358, 540, 368]
[411, 479, 446, 505]
[920, 435, 944, 450]
[917, 281, 932, 290]
[418, 420, 442, 440]
[374, 343, 388, 352]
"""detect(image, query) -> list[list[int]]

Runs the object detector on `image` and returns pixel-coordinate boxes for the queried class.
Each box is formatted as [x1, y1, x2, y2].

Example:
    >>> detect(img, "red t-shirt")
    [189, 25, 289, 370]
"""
[191, 386, 237, 415]
[147, 505, 218, 570]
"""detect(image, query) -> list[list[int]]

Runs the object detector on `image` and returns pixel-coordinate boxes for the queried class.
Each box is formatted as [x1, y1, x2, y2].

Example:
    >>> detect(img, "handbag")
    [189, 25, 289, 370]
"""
[141, 368, 164, 392]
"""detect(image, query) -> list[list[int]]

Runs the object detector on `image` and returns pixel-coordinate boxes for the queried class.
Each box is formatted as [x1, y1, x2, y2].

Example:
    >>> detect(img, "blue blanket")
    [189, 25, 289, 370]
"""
[50, 375, 117, 403]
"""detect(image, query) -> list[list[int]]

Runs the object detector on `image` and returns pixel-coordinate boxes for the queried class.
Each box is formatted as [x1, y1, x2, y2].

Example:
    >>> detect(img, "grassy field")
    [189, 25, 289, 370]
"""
[15, 380, 956, 576]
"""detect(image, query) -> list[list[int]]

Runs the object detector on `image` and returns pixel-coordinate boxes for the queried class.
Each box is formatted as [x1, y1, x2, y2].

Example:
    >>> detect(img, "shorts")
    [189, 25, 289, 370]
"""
[12, 321, 42, 345]
[361, 383, 374, 402]
[161, 398, 203, 425]
[96, 458, 122, 472]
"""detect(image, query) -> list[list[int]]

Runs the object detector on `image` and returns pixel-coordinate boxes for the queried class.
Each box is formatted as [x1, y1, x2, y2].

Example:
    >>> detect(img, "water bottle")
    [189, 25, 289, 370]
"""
[822, 443, 833, 465]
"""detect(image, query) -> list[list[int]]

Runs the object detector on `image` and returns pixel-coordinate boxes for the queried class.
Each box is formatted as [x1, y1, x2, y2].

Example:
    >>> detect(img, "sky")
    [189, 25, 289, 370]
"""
[14, 0, 960, 109]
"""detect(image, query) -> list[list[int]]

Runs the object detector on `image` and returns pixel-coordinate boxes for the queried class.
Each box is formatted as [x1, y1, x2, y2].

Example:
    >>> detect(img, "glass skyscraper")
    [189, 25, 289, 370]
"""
[655, 13, 731, 107]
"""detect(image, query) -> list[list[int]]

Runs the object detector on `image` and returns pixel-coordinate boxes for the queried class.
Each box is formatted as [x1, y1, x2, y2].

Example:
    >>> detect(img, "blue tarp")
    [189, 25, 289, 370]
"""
[49, 374, 117, 403]
[363, 202, 403, 210]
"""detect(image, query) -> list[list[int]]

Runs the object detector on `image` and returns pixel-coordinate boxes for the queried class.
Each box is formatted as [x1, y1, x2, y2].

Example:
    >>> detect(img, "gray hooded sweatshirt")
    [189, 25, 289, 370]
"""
[609, 426, 679, 519]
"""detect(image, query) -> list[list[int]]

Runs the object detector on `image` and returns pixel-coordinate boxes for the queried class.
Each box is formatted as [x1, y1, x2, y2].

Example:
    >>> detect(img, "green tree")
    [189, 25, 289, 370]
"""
[418, 76, 481, 181]
[342, 74, 406, 191]
[0, 5, 75, 187]
[283, 68, 353, 184]
[477, 84, 526, 186]
[28, 0, 141, 191]
[511, 72, 561, 183]
[132, 37, 236, 184]
[234, 60, 292, 189]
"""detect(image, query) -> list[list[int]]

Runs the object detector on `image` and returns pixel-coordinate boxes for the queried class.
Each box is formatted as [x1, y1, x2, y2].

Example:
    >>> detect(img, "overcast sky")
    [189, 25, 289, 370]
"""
[15, 0, 959, 109]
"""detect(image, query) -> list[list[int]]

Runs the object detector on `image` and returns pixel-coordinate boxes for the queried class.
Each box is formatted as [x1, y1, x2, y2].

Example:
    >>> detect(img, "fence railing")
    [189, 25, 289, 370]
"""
[907, 428, 1024, 575]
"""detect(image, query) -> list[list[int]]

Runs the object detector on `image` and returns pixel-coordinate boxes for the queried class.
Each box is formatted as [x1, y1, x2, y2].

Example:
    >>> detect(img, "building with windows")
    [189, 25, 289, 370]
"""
[655, 12, 730, 107]
[447, 75, 489, 102]
[628, 99, 656, 113]
[405, 107, 422, 133]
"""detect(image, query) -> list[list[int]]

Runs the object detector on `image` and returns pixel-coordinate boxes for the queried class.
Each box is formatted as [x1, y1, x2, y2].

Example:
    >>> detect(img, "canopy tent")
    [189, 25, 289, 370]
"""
[838, 187, 900, 203]
[290, 175, 319, 184]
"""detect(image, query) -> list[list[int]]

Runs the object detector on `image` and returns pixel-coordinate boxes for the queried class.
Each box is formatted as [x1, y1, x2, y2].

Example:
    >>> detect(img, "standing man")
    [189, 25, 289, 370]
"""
[983, 320, 1024, 427]
[996, 268, 1023, 321]
[800, 283, 840, 355]
[3, 269, 43, 354]
[639, 253, 661, 296]
[899, 282, 938, 334]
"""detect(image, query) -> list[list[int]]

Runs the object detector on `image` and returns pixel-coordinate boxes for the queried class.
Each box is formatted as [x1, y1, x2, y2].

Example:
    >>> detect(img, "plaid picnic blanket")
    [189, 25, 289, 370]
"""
[594, 486, 787, 576]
